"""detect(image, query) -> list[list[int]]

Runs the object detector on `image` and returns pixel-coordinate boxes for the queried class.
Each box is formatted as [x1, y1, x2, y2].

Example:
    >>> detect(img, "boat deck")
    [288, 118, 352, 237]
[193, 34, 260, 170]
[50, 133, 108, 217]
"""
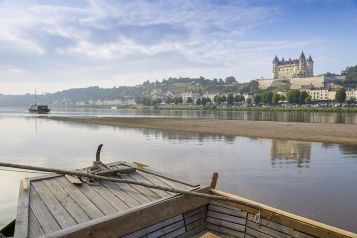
[14, 161, 199, 238]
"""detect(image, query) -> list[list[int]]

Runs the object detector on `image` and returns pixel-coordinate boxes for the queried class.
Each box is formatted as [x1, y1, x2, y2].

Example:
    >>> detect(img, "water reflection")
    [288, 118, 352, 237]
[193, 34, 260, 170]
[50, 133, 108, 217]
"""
[2, 107, 357, 124]
[270, 140, 312, 168]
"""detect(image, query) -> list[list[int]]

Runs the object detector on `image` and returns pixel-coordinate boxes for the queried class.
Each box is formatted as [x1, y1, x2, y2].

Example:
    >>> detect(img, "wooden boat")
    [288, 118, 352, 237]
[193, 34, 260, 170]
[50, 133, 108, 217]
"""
[28, 90, 50, 113]
[2, 161, 357, 238]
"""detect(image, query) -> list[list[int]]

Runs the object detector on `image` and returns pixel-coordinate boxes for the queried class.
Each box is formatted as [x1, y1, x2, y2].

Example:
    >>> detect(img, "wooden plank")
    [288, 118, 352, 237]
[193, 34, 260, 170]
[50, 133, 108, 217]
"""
[184, 206, 207, 219]
[151, 173, 191, 191]
[186, 218, 205, 231]
[126, 173, 163, 199]
[43, 178, 91, 224]
[29, 209, 44, 238]
[206, 217, 245, 232]
[56, 176, 104, 220]
[101, 181, 141, 208]
[210, 189, 357, 238]
[159, 226, 186, 238]
[120, 174, 159, 201]
[206, 223, 245, 238]
[247, 214, 294, 236]
[45, 187, 210, 238]
[136, 170, 175, 196]
[77, 183, 117, 216]
[146, 215, 183, 234]
[209, 202, 247, 218]
[185, 210, 205, 225]
[65, 175, 82, 185]
[90, 182, 129, 211]
[32, 181, 77, 228]
[29, 185, 61, 234]
[135, 172, 172, 198]
[14, 178, 30, 238]
[147, 220, 185, 238]
[111, 180, 151, 205]
[118, 162, 199, 187]
[245, 227, 275, 238]
[246, 220, 292, 238]
[207, 211, 246, 226]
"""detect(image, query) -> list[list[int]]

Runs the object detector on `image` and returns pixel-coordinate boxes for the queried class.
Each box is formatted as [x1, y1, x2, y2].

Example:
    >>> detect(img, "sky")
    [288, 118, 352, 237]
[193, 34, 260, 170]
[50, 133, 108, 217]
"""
[0, 0, 356, 94]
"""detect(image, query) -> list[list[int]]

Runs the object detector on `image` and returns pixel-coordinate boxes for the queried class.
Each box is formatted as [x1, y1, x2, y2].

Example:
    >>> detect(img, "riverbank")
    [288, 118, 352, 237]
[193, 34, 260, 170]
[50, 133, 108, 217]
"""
[157, 105, 357, 113]
[51, 117, 357, 145]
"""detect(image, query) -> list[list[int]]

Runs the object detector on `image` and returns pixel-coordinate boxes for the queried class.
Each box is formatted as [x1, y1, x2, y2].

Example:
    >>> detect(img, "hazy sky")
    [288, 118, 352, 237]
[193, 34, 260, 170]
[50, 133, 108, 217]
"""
[0, 0, 356, 94]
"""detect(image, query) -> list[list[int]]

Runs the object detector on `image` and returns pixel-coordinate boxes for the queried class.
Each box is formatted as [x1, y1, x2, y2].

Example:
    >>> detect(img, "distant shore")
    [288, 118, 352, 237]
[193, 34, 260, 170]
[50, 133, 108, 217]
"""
[51, 117, 357, 145]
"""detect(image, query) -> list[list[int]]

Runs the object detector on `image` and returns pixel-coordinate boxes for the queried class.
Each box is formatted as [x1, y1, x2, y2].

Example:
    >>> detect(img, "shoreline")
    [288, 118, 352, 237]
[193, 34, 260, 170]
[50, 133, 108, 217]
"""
[50, 117, 357, 145]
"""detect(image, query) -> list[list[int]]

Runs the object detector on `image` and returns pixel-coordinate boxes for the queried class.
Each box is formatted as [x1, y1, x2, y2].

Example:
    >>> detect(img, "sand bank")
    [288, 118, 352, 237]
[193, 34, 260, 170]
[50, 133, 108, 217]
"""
[51, 117, 357, 145]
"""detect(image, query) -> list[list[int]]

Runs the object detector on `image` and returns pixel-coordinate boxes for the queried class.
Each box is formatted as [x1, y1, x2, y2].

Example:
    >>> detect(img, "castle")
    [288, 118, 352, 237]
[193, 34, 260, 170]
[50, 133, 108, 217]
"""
[272, 51, 313, 79]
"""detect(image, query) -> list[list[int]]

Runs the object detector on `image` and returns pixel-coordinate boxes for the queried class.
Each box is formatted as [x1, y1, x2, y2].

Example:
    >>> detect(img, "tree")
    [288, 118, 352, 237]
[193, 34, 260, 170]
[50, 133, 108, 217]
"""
[287, 89, 300, 103]
[246, 98, 252, 104]
[335, 88, 346, 103]
[299, 91, 309, 104]
[224, 76, 237, 84]
[174, 96, 183, 104]
[234, 95, 245, 103]
[206, 97, 211, 103]
[196, 98, 202, 105]
[305, 95, 312, 104]
[272, 93, 280, 104]
[201, 97, 207, 105]
[221, 95, 226, 102]
[186, 97, 193, 104]
[253, 94, 262, 104]
[280, 95, 286, 101]
[227, 94, 234, 105]
[262, 92, 273, 104]
[214, 95, 220, 104]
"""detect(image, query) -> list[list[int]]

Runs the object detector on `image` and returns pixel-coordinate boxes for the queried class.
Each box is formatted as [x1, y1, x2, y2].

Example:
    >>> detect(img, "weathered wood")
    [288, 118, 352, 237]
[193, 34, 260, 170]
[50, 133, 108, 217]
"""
[207, 211, 246, 226]
[126, 173, 165, 199]
[0, 162, 261, 210]
[209, 201, 247, 218]
[200, 232, 220, 238]
[247, 214, 294, 236]
[136, 171, 175, 196]
[101, 181, 140, 208]
[45, 187, 210, 238]
[210, 189, 357, 238]
[56, 176, 104, 219]
[29, 209, 44, 238]
[206, 217, 245, 232]
[148, 220, 185, 238]
[43, 178, 91, 223]
[160, 226, 186, 238]
[146, 215, 183, 234]
[245, 226, 275, 238]
[206, 223, 245, 238]
[29, 185, 61, 234]
[65, 174, 82, 184]
[135, 172, 172, 197]
[96, 167, 136, 176]
[77, 183, 117, 216]
[110, 180, 150, 204]
[246, 220, 292, 238]
[31, 181, 77, 228]
[210, 173, 219, 189]
[14, 178, 30, 238]
[90, 181, 129, 211]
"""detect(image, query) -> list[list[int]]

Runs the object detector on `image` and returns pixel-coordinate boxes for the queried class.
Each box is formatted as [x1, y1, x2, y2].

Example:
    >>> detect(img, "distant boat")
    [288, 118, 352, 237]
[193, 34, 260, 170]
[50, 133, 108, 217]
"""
[28, 90, 50, 113]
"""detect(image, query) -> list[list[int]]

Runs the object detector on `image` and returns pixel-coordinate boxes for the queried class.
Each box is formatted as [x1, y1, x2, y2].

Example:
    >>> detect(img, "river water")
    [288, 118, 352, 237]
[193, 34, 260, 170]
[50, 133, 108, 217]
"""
[0, 108, 356, 232]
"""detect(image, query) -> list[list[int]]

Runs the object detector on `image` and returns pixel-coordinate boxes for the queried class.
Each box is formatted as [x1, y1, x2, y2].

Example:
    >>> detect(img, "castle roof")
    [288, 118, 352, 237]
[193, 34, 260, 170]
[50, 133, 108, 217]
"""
[308, 55, 313, 61]
[300, 51, 306, 59]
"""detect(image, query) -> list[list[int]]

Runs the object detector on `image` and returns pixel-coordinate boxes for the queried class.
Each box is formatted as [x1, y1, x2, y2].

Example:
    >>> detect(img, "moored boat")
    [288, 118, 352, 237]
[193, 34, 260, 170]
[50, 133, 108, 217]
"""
[28, 90, 50, 113]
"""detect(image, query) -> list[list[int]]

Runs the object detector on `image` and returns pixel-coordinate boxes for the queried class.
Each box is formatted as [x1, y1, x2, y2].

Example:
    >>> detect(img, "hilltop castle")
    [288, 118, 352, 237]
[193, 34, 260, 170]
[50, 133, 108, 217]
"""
[272, 51, 313, 79]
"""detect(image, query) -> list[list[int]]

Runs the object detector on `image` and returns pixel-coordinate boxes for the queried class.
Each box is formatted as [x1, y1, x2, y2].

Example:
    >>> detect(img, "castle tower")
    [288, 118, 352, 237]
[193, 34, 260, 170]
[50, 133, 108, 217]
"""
[272, 55, 279, 79]
[307, 55, 314, 77]
[298, 51, 307, 77]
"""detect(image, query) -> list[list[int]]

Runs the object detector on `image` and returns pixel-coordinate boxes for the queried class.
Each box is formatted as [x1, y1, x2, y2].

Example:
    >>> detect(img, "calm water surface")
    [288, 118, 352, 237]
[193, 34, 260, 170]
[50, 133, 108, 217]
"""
[0, 111, 357, 232]
[1, 106, 357, 123]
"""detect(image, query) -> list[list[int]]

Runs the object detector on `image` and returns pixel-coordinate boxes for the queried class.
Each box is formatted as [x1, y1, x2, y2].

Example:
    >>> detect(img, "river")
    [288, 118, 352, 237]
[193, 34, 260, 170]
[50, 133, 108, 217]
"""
[0, 108, 356, 232]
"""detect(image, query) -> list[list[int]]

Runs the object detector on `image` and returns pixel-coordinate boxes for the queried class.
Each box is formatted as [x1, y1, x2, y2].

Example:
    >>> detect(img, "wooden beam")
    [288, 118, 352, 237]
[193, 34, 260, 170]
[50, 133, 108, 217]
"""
[45, 187, 210, 238]
[210, 189, 357, 238]
[210, 172, 218, 189]
[14, 178, 30, 238]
